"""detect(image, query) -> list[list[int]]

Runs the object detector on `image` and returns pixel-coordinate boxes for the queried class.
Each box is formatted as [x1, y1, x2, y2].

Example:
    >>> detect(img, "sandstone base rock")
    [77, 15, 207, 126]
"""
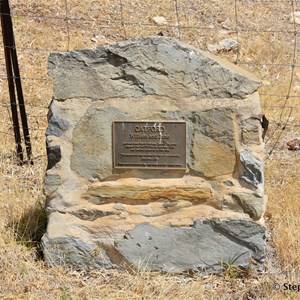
[43, 36, 266, 273]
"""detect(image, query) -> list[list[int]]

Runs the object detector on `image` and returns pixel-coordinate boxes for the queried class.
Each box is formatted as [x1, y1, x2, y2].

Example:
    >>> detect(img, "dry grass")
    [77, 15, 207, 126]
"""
[0, 0, 300, 299]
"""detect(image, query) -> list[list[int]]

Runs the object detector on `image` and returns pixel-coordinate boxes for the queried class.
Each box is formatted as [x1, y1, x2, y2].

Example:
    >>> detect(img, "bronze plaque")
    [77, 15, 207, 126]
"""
[113, 121, 186, 169]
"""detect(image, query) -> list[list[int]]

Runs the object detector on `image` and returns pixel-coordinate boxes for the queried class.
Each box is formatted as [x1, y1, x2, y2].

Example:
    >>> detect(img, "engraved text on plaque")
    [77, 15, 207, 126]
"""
[113, 121, 186, 169]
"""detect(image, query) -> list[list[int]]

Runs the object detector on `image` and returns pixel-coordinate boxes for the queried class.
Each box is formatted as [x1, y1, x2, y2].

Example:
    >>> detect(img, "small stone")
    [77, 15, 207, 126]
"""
[208, 38, 239, 53]
[88, 197, 106, 205]
[219, 38, 239, 51]
[152, 16, 168, 25]
[223, 180, 234, 186]
[287, 138, 300, 150]
[232, 193, 264, 220]
[221, 19, 232, 30]
[114, 203, 124, 211]
[163, 201, 178, 209]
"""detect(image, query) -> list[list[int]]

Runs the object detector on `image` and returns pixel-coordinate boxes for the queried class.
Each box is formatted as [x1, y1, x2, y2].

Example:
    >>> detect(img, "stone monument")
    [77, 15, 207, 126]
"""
[42, 36, 266, 273]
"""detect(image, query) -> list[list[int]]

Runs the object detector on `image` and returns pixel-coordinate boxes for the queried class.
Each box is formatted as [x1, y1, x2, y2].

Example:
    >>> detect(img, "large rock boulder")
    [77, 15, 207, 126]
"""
[43, 37, 266, 273]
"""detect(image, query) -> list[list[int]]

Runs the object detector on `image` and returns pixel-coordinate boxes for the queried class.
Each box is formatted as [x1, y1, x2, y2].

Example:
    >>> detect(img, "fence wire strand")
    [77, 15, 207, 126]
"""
[64, 0, 70, 51]
[119, 0, 127, 39]
[173, 0, 181, 40]
[1, 11, 300, 34]
[234, 0, 241, 64]
[265, 0, 297, 154]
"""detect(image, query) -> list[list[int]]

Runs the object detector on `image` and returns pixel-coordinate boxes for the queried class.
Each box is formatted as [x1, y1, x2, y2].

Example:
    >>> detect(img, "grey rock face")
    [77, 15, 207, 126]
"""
[189, 108, 235, 148]
[42, 235, 113, 269]
[115, 219, 266, 273]
[71, 106, 126, 180]
[48, 37, 259, 101]
[46, 116, 70, 137]
[46, 142, 61, 170]
[239, 149, 264, 188]
[44, 174, 61, 196]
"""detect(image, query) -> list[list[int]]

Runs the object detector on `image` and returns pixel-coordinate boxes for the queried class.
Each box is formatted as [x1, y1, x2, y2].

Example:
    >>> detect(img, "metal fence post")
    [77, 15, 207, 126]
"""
[0, 0, 32, 164]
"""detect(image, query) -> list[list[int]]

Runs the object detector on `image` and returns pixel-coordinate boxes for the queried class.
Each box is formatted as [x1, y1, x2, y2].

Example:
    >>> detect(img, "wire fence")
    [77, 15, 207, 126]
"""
[0, 0, 300, 162]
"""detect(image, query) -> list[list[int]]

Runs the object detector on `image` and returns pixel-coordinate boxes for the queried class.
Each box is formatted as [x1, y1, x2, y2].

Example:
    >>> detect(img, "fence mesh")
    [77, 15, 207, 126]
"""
[0, 0, 300, 163]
